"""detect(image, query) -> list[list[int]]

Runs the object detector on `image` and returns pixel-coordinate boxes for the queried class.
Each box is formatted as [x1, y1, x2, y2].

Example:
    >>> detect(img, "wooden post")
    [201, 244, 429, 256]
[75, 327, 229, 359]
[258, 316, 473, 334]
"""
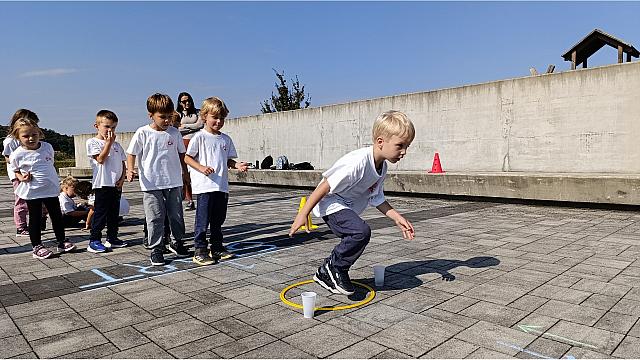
[571, 51, 577, 70]
[618, 45, 623, 63]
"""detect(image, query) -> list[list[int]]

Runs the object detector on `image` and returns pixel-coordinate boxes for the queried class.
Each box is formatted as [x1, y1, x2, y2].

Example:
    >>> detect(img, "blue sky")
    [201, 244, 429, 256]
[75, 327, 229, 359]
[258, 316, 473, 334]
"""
[1, 1, 639, 135]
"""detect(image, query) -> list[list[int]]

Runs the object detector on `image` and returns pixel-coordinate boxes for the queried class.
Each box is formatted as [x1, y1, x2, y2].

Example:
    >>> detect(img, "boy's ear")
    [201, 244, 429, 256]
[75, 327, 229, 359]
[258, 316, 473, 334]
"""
[148, 112, 153, 119]
[94, 123, 99, 129]
[375, 136, 385, 149]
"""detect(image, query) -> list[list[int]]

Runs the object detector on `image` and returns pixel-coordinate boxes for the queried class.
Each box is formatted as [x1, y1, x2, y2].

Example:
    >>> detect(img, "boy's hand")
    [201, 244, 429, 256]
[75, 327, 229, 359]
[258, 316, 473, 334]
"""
[182, 171, 191, 185]
[236, 162, 249, 172]
[105, 130, 116, 144]
[126, 169, 137, 182]
[115, 177, 124, 189]
[18, 172, 32, 182]
[395, 216, 415, 240]
[289, 213, 310, 237]
[199, 165, 214, 175]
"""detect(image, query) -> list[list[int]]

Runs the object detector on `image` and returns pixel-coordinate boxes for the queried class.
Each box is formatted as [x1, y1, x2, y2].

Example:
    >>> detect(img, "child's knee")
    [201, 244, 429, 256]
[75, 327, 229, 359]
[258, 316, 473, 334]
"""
[356, 223, 371, 242]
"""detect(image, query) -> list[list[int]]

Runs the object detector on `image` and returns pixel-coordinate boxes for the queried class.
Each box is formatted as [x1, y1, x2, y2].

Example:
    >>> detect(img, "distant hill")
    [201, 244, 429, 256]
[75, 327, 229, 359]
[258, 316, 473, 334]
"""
[0, 125, 74, 158]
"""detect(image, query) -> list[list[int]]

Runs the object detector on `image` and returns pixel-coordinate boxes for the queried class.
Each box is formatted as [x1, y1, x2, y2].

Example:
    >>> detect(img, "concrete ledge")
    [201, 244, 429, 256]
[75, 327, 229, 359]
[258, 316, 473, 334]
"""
[61, 167, 640, 205]
[229, 170, 640, 205]
[59, 167, 93, 179]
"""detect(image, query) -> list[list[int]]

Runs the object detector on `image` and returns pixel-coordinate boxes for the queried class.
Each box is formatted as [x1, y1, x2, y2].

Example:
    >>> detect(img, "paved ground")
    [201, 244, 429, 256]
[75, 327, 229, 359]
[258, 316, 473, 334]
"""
[1, 180, 640, 359]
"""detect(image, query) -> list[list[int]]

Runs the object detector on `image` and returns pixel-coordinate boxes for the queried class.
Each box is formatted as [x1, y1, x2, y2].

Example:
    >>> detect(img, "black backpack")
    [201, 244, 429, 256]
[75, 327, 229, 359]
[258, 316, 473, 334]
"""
[292, 162, 314, 170]
[260, 156, 273, 169]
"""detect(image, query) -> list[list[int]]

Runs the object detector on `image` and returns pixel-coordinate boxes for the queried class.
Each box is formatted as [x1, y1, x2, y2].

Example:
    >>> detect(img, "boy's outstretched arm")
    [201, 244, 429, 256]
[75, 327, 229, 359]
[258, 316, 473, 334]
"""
[376, 201, 415, 240]
[126, 154, 137, 182]
[288, 179, 330, 237]
[184, 154, 214, 175]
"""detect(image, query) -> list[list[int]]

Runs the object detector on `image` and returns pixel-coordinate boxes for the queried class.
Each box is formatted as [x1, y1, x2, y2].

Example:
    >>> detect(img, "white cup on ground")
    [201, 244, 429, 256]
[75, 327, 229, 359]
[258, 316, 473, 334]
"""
[373, 265, 386, 287]
[301, 291, 317, 318]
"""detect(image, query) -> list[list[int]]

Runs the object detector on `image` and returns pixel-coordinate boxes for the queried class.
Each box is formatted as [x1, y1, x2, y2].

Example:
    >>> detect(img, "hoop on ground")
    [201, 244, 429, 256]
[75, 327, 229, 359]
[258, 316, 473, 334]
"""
[280, 279, 375, 311]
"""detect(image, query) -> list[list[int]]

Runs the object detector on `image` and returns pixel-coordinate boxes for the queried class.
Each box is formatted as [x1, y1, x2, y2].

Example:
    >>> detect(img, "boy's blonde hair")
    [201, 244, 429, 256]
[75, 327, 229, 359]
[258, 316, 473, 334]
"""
[170, 111, 181, 128]
[372, 110, 415, 143]
[146, 93, 174, 114]
[61, 176, 79, 190]
[11, 118, 44, 140]
[95, 109, 119, 125]
[200, 97, 229, 119]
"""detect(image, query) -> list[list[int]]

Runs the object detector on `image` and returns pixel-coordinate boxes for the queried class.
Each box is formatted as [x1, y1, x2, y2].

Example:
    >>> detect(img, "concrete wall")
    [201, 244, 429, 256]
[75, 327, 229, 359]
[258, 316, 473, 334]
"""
[71, 61, 640, 174]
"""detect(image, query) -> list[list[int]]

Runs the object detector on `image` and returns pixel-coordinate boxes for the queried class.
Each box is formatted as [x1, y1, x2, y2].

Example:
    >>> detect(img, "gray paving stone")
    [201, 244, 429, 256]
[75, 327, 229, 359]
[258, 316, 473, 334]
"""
[546, 320, 624, 354]
[508, 295, 548, 312]
[610, 298, 640, 317]
[219, 283, 282, 308]
[56, 342, 119, 359]
[454, 320, 536, 356]
[84, 303, 154, 332]
[14, 307, 90, 341]
[467, 347, 517, 359]
[420, 337, 479, 359]
[535, 300, 606, 326]
[326, 315, 384, 338]
[347, 303, 414, 328]
[30, 327, 108, 358]
[594, 311, 638, 335]
[120, 284, 191, 310]
[236, 340, 316, 358]
[282, 323, 362, 358]
[581, 293, 622, 311]
[234, 303, 320, 338]
[213, 331, 277, 358]
[104, 326, 150, 350]
[611, 335, 640, 358]
[328, 339, 387, 359]
[109, 342, 173, 358]
[142, 317, 217, 350]
[209, 317, 259, 340]
[529, 284, 592, 304]
[0, 313, 20, 338]
[462, 281, 529, 306]
[563, 346, 613, 359]
[370, 313, 463, 357]
[60, 287, 127, 312]
[513, 337, 571, 359]
[167, 332, 235, 358]
[0, 335, 31, 358]
[460, 301, 528, 327]
[435, 295, 479, 313]
[185, 298, 251, 324]
[8, 351, 38, 359]
[372, 348, 413, 358]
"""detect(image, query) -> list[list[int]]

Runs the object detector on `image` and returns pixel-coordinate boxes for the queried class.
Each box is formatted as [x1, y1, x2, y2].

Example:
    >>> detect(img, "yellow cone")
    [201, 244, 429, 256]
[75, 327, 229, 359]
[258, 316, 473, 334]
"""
[298, 196, 319, 231]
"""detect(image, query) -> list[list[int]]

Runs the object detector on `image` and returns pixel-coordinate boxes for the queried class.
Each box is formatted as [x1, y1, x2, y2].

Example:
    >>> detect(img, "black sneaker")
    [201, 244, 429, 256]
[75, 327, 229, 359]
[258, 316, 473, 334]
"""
[326, 258, 355, 295]
[313, 259, 339, 294]
[193, 248, 216, 266]
[211, 247, 234, 261]
[150, 248, 165, 266]
[169, 241, 190, 257]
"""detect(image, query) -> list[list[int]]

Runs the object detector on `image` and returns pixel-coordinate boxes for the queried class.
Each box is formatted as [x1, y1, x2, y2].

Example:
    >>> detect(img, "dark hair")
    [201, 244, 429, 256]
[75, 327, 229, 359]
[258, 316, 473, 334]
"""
[176, 92, 197, 116]
[96, 109, 119, 123]
[9, 108, 39, 129]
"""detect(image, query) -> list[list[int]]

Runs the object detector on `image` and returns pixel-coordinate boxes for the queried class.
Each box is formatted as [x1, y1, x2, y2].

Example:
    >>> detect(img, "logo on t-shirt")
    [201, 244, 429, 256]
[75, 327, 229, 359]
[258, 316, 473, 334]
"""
[168, 139, 174, 146]
[223, 144, 228, 152]
[368, 182, 377, 193]
[45, 156, 53, 162]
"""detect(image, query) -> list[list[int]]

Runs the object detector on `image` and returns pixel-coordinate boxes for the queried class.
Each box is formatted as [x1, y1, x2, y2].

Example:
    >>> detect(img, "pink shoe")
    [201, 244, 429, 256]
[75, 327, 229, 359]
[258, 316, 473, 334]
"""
[32, 245, 53, 260]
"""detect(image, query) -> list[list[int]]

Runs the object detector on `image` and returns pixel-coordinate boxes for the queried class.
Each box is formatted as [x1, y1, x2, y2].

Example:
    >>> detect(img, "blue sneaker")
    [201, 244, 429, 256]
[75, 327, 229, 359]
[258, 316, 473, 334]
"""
[87, 241, 108, 253]
[105, 238, 128, 248]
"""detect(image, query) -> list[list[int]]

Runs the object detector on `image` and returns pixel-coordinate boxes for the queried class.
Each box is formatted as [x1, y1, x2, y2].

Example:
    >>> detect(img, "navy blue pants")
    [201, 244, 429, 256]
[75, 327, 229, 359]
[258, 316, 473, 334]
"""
[194, 191, 228, 250]
[323, 209, 372, 271]
[90, 187, 121, 242]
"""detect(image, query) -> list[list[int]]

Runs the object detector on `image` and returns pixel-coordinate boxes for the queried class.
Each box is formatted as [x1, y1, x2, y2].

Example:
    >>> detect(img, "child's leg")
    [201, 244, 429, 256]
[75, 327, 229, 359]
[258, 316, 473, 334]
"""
[324, 209, 372, 271]
[105, 188, 121, 240]
[90, 188, 109, 242]
[165, 187, 185, 242]
[142, 190, 166, 249]
[85, 207, 94, 229]
[209, 191, 229, 251]
[12, 179, 28, 231]
[193, 192, 211, 249]
[42, 196, 66, 245]
[62, 214, 82, 228]
[25, 199, 44, 247]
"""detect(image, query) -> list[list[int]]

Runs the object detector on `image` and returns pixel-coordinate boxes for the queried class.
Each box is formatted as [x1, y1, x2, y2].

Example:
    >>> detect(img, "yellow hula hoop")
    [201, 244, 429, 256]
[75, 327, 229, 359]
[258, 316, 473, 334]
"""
[280, 279, 376, 311]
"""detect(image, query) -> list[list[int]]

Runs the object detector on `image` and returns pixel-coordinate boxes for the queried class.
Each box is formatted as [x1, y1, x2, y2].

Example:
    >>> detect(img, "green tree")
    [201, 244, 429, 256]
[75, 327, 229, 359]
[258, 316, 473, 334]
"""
[261, 69, 311, 113]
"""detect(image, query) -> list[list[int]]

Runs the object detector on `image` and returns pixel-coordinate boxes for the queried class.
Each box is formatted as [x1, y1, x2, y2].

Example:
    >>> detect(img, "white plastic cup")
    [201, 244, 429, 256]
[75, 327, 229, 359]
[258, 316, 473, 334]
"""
[301, 291, 317, 318]
[373, 265, 386, 287]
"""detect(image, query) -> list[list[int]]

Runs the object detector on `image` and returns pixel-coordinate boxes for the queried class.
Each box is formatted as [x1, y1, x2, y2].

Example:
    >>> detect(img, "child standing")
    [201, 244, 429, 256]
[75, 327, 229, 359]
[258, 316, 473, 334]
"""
[289, 110, 416, 295]
[3, 109, 48, 237]
[86, 110, 127, 252]
[58, 176, 91, 228]
[9, 118, 75, 259]
[184, 97, 248, 265]
[127, 93, 190, 265]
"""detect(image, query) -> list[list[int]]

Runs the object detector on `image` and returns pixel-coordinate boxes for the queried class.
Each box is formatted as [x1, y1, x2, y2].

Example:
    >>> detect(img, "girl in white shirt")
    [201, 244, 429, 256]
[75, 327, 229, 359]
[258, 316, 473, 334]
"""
[9, 118, 75, 259]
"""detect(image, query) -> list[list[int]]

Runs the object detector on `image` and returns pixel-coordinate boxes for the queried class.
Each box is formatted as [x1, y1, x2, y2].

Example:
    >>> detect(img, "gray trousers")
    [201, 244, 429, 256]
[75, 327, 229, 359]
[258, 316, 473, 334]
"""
[143, 187, 185, 249]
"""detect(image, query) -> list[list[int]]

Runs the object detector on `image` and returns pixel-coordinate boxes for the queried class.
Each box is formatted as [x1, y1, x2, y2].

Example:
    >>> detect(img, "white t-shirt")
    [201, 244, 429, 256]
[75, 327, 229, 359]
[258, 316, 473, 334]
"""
[313, 147, 387, 217]
[2, 136, 20, 181]
[126, 125, 185, 191]
[59, 192, 76, 214]
[186, 130, 237, 194]
[9, 142, 60, 200]
[86, 138, 126, 189]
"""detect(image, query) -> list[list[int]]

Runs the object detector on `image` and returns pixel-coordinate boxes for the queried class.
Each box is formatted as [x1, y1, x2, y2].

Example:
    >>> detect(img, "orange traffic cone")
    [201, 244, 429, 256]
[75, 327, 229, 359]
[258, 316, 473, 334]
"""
[428, 152, 445, 173]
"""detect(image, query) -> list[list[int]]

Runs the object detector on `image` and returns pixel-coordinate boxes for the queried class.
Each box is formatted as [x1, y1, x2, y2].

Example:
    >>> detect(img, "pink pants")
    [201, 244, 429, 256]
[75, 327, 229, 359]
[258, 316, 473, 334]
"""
[12, 179, 47, 230]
